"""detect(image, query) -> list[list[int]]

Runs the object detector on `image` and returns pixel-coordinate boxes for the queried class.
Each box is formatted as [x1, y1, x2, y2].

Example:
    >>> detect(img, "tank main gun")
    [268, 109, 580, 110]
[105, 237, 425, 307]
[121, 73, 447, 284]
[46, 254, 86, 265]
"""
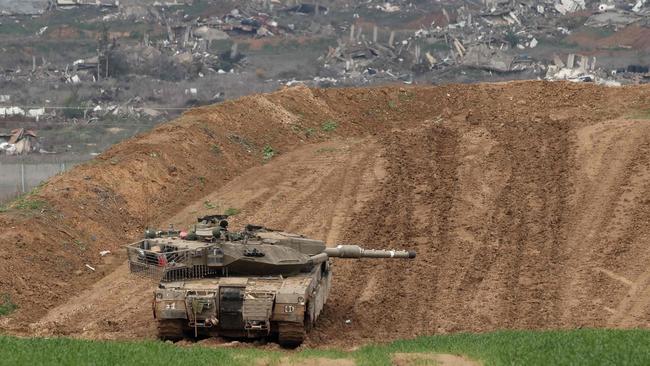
[324, 245, 416, 258]
[309, 245, 415, 265]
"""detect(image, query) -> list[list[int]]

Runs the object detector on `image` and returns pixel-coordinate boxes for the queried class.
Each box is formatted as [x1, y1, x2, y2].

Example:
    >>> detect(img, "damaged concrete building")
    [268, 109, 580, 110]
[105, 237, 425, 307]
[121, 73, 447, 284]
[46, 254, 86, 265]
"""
[0, 128, 40, 155]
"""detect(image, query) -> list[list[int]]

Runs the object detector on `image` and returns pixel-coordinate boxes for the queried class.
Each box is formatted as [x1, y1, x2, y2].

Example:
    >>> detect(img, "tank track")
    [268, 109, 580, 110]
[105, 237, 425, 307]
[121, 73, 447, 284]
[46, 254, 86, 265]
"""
[157, 319, 185, 341]
[277, 322, 306, 348]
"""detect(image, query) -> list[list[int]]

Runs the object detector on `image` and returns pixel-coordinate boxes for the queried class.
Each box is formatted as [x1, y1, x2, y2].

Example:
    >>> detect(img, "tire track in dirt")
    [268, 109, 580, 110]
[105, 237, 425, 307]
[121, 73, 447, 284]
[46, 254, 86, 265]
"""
[466, 118, 572, 330]
[6, 82, 650, 346]
[310, 122, 463, 342]
[563, 120, 650, 327]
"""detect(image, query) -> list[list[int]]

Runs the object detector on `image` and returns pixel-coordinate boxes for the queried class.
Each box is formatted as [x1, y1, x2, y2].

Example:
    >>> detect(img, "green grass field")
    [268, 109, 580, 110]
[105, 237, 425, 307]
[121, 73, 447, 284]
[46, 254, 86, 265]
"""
[1, 329, 649, 365]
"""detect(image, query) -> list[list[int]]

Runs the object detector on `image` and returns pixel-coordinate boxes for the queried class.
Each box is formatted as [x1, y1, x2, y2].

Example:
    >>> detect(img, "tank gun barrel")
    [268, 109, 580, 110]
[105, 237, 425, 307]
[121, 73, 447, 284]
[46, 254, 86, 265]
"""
[323, 245, 416, 259]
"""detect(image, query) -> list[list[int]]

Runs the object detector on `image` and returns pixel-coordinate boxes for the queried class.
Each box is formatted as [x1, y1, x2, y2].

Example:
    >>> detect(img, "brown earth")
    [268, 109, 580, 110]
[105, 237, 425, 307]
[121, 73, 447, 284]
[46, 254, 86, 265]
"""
[1, 82, 650, 347]
[393, 353, 480, 366]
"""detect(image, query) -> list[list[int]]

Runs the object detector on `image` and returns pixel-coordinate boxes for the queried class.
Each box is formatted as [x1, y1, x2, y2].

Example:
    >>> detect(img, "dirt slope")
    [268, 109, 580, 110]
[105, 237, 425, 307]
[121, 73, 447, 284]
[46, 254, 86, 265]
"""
[2, 82, 650, 346]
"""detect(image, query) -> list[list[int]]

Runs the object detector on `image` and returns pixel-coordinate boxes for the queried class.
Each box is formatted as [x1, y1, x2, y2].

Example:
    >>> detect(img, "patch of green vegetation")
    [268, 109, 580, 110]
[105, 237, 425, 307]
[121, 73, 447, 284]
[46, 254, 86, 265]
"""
[197, 176, 206, 185]
[291, 124, 318, 138]
[262, 145, 276, 161]
[321, 120, 338, 132]
[0, 22, 33, 36]
[358, 329, 650, 366]
[0, 294, 17, 316]
[1, 184, 47, 212]
[203, 201, 217, 210]
[1, 329, 650, 365]
[211, 144, 221, 155]
[388, 100, 398, 109]
[304, 127, 316, 138]
[72, 240, 87, 252]
[290, 124, 302, 133]
[223, 207, 239, 216]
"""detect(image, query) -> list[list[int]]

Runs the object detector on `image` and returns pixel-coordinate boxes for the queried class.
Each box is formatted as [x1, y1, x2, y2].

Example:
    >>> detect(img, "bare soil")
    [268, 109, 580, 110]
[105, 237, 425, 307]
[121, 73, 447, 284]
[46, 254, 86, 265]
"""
[2, 82, 650, 347]
[393, 353, 481, 366]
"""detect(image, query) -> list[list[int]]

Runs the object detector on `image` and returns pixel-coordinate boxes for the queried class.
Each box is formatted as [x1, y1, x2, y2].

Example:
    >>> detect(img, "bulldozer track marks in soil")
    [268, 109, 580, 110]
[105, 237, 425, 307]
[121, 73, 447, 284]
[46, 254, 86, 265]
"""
[3, 82, 650, 346]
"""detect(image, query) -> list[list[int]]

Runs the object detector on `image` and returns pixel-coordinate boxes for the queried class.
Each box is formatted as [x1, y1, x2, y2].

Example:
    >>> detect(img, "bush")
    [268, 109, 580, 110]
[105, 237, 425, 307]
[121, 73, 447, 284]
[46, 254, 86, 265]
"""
[262, 145, 276, 161]
[224, 207, 239, 216]
[321, 120, 338, 132]
[0, 294, 18, 316]
[63, 91, 86, 119]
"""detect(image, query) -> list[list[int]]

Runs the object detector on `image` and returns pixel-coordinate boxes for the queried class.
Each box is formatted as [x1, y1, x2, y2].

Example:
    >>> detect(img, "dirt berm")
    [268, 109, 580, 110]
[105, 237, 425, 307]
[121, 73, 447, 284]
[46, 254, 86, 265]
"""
[1, 81, 650, 346]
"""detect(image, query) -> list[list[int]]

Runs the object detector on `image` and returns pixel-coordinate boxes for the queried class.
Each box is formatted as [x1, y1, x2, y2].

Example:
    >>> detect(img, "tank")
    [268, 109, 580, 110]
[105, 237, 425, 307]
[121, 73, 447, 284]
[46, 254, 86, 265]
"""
[126, 221, 415, 347]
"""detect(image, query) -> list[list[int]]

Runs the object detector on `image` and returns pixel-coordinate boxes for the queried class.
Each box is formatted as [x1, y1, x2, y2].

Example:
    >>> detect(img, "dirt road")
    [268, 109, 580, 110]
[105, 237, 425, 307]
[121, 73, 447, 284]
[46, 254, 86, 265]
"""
[2, 82, 650, 346]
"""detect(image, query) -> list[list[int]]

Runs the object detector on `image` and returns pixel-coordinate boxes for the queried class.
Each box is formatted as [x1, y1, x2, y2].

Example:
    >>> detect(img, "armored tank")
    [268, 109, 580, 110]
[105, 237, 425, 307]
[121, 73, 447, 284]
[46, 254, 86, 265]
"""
[126, 220, 415, 347]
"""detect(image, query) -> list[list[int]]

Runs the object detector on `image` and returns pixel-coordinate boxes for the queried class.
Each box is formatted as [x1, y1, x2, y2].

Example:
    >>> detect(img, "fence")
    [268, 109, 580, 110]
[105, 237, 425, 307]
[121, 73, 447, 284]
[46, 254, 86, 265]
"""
[0, 159, 79, 203]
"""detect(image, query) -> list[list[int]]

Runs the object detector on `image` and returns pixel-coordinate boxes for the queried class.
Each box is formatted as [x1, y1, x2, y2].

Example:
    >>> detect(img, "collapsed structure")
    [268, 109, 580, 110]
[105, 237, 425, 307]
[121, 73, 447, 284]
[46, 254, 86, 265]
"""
[0, 0, 648, 153]
[0, 128, 40, 155]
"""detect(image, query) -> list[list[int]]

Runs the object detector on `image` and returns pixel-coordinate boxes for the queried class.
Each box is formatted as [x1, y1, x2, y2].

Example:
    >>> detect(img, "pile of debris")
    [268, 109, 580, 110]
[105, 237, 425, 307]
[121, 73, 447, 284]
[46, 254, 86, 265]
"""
[0, 128, 40, 155]
[316, 0, 649, 84]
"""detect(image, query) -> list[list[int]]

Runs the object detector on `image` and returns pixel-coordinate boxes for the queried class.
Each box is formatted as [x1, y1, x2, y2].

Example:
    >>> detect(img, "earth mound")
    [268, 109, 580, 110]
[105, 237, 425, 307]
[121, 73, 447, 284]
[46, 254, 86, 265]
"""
[1, 81, 650, 345]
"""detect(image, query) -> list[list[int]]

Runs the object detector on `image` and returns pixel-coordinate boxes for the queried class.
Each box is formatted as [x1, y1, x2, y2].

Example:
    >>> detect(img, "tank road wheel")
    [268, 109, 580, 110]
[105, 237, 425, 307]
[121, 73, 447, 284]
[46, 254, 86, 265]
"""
[277, 322, 306, 348]
[157, 319, 185, 341]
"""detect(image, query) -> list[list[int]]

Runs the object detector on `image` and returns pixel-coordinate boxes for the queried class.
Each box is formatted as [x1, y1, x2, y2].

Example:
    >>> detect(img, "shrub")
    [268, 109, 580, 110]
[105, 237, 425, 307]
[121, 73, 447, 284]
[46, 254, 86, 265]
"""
[321, 120, 338, 132]
[0, 294, 18, 316]
[224, 207, 239, 216]
[262, 145, 276, 161]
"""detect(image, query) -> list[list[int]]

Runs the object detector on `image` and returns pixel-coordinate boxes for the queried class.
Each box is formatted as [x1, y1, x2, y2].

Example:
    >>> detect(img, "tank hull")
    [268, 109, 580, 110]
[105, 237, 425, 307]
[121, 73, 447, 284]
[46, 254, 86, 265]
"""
[153, 262, 331, 346]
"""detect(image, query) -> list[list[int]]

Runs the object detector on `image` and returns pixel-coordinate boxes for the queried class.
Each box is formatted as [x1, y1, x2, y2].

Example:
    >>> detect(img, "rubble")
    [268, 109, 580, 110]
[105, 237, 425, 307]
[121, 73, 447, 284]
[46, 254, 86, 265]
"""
[0, 0, 648, 140]
[0, 128, 40, 155]
[55, 0, 118, 8]
[555, 0, 586, 15]
[312, 0, 650, 86]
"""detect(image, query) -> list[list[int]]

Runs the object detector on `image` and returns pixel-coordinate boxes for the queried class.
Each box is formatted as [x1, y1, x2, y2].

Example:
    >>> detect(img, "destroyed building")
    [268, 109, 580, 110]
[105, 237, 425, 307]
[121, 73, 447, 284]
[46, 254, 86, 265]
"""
[0, 128, 40, 155]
